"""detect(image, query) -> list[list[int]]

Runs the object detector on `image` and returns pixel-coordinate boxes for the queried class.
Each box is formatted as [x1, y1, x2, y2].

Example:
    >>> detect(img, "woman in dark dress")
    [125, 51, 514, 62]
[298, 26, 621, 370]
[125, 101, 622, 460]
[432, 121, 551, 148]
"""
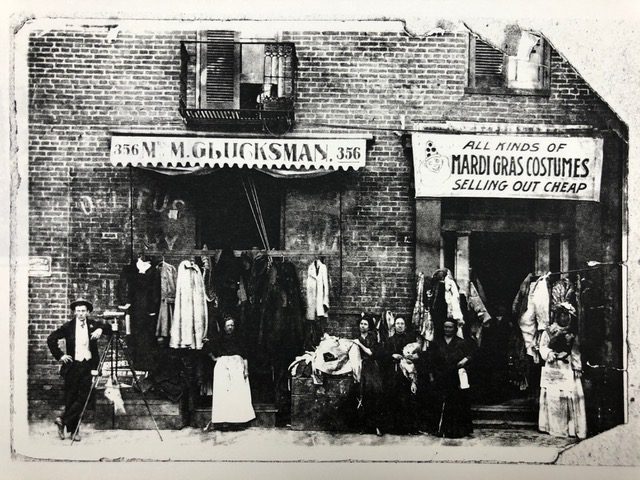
[428, 318, 474, 438]
[352, 313, 384, 436]
[384, 316, 420, 434]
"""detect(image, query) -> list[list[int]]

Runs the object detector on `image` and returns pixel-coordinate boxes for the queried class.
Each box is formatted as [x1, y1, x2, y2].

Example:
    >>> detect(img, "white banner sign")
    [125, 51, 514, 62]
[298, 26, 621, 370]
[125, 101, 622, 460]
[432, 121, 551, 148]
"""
[110, 135, 367, 170]
[412, 133, 603, 201]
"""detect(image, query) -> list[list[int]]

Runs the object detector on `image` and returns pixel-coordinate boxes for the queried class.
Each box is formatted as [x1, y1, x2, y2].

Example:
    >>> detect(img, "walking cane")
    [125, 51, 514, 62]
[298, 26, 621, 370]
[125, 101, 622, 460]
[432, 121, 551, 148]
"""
[438, 399, 446, 436]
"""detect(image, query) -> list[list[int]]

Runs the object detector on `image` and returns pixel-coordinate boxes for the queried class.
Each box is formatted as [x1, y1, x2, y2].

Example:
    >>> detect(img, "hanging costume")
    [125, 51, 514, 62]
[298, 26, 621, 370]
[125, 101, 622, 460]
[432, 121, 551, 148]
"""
[518, 274, 550, 363]
[305, 258, 330, 349]
[430, 269, 465, 339]
[170, 260, 208, 350]
[413, 273, 434, 349]
[156, 261, 177, 340]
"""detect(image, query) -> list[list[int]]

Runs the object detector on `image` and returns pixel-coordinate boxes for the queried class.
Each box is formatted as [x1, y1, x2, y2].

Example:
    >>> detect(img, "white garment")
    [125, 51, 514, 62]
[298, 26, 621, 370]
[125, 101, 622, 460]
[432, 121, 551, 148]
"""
[211, 355, 256, 424]
[170, 260, 208, 350]
[538, 330, 587, 439]
[74, 320, 91, 361]
[519, 275, 550, 362]
[305, 259, 330, 321]
[443, 272, 464, 338]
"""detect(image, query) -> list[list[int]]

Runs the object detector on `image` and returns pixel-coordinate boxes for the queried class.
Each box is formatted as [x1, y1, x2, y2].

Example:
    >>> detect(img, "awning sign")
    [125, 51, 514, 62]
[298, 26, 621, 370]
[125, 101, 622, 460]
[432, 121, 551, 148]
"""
[412, 133, 603, 201]
[110, 135, 367, 170]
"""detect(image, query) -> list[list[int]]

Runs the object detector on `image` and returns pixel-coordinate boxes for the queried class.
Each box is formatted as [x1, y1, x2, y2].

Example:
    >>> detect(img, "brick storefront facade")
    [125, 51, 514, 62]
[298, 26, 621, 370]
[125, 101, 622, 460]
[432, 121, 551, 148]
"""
[25, 20, 626, 433]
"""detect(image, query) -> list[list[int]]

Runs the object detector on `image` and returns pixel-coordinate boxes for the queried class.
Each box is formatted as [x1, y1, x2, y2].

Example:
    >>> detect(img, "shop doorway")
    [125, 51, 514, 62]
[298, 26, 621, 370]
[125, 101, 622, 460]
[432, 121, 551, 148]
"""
[469, 232, 538, 413]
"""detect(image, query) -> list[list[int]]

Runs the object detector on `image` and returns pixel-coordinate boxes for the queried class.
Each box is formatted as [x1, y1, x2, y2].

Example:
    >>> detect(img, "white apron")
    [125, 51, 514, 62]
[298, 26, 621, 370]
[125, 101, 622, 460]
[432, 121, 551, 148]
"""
[211, 355, 256, 424]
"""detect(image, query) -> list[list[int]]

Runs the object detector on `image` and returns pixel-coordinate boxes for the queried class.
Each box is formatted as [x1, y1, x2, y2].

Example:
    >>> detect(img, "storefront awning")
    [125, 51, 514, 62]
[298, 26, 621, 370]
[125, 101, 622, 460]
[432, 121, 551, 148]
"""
[110, 134, 368, 176]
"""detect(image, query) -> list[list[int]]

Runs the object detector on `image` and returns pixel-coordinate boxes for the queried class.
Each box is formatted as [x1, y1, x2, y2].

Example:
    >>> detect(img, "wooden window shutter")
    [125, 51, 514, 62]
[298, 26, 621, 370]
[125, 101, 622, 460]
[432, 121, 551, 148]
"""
[471, 37, 505, 87]
[198, 30, 240, 109]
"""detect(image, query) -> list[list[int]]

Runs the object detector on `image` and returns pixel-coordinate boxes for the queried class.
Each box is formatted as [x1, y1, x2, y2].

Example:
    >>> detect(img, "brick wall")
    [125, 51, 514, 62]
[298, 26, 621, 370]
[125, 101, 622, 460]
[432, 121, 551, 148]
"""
[27, 25, 624, 417]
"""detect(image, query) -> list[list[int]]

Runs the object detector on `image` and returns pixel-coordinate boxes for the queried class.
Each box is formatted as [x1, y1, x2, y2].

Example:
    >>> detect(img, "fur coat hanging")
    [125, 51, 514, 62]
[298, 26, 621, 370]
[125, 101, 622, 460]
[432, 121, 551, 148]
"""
[170, 260, 208, 350]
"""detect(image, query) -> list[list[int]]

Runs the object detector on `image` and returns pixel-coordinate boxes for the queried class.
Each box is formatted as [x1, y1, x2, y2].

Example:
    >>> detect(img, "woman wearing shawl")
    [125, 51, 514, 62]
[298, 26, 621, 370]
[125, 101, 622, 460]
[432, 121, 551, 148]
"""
[538, 302, 587, 439]
[428, 318, 474, 438]
[352, 313, 384, 436]
[205, 316, 256, 431]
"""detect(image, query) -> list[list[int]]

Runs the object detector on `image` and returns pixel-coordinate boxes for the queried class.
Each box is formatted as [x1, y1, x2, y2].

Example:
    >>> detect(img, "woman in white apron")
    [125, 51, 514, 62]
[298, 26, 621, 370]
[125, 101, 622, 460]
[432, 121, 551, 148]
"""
[206, 317, 255, 430]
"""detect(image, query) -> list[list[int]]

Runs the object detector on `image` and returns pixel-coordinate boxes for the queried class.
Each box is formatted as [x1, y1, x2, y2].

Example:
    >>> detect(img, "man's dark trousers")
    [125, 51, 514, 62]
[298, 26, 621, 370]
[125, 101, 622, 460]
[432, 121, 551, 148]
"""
[62, 360, 92, 432]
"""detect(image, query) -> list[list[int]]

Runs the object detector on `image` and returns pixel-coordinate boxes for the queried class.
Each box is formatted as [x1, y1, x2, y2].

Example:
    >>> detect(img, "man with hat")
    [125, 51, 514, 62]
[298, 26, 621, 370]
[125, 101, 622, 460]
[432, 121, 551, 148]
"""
[47, 298, 112, 441]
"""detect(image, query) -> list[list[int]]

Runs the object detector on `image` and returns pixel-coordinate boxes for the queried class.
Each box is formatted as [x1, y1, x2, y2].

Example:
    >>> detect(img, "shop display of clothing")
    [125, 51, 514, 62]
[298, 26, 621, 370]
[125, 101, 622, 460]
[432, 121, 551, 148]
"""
[156, 261, 177, 339]
[209, 332, 255, 425]
[538, 327, 587, 439]
[170, 260, 208, 350]
[428, 334, 474, 438]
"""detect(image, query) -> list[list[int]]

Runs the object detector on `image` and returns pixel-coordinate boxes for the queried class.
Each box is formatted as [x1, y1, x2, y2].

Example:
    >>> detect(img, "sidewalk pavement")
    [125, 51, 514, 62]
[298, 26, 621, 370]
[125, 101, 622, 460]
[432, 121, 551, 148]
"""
[15, 421, 578, 464]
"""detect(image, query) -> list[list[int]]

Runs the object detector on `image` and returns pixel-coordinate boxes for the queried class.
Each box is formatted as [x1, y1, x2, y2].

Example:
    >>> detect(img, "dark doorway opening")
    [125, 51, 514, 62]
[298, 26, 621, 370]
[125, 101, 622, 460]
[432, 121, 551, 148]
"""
[469, 232, 538, 421]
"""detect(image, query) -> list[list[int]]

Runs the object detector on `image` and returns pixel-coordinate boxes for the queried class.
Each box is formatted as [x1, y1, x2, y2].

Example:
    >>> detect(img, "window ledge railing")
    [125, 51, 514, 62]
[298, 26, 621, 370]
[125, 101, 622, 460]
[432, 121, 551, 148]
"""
[179, 40, 297, 133]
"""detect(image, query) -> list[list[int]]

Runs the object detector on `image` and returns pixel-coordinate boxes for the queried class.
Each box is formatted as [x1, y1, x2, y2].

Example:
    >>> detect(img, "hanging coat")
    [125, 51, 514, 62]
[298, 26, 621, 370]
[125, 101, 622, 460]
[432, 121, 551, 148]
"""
[305, 259, 330, 321]
[443, 272, 464, 338]
[170, 260, 208, 350]
[156, 261, 178, 339]
[518, 275, 550, 362]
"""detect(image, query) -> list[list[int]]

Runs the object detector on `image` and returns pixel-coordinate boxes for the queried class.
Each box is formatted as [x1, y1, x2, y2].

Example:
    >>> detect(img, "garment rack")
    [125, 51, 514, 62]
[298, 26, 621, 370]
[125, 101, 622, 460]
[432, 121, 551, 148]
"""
[530, 262, 623, 281]
[142, 249, 336, 258]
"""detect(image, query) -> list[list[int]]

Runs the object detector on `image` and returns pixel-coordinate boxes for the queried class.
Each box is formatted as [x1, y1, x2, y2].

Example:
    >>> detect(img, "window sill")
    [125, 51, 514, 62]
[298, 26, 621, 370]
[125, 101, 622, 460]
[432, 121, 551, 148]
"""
[464, 86, 551, 97]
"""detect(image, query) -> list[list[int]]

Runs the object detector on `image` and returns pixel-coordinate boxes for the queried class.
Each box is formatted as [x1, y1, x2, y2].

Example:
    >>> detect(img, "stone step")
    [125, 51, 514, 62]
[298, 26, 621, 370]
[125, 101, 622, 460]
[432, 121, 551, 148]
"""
[473, 419, 537, 429]
[193, 403, 278, 429]
[471, 403, 537, 429]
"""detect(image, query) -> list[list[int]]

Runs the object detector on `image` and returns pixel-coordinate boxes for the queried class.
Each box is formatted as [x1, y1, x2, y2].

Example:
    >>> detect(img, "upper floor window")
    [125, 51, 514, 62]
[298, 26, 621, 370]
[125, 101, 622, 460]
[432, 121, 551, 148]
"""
[466, 32, 550, 95]
[179, 30, 297, 132]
